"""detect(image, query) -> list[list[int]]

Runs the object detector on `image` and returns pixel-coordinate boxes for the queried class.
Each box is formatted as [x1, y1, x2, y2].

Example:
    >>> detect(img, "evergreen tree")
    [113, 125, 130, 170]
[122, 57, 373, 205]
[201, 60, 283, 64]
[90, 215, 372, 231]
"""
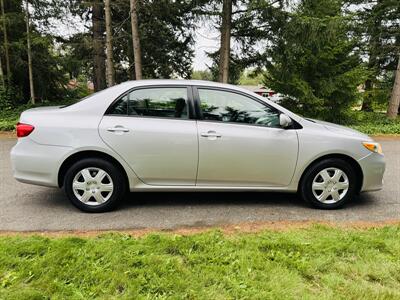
[354, 0, 400, 113]
[0, 0, 67, 104]
[264, 0, 366, 122]
[205, 0, 286, 84]
[106, 0, 202, 80]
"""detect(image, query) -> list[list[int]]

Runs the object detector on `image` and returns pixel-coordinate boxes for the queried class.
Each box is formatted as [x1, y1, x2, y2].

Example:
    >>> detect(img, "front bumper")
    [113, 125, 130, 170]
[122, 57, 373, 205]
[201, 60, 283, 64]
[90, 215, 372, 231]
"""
[10, 138, 71, 187]
[358, 152, 385, 192]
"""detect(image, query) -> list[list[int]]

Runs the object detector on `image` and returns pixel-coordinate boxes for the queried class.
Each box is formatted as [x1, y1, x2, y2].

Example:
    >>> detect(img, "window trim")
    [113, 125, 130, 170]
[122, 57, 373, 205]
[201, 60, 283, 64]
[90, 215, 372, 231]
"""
[104, 85, 196, 121]
[192, 86, 299, 129]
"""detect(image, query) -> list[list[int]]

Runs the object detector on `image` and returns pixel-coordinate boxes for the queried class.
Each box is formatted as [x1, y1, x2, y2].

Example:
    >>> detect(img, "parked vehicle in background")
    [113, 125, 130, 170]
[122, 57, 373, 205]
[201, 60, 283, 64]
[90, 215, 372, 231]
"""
[11, 80, 385, 212]
[240, 85, 273, 98]
[240, 85, 284, 103]
[267, 93, 285, 104]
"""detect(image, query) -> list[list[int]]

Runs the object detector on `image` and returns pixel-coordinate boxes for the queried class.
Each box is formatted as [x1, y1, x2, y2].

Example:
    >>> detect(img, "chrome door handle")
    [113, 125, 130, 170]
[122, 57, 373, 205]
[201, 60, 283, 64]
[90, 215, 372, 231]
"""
[107, 126, 129, 133]
[201, 131, 221, 138]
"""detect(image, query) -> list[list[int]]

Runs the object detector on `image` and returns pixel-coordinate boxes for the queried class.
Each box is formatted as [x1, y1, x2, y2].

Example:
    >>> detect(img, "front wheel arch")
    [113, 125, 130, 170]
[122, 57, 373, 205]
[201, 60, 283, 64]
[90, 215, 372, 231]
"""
[58, 150, 129, 189]
[298, 154, 363, 194]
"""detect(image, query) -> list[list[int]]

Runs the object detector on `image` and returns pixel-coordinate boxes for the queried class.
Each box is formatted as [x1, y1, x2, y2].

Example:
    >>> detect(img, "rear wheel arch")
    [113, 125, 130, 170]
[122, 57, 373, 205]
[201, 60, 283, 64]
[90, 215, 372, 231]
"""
[58, 150, 129, 189]
[298, 154, 363, 194]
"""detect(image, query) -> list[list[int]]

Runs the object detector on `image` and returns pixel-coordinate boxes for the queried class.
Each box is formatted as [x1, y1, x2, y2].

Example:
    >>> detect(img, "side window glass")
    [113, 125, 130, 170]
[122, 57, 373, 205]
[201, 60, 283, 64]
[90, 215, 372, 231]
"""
[106, 87, 189, 118]
[198, 89, 281, 128]
[107, 95, 128, 115]
[127, 88, 188, 119]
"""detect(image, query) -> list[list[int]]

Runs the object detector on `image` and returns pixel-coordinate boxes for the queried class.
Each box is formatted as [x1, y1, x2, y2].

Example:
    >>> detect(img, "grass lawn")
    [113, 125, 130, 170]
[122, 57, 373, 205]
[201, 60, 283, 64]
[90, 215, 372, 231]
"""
[1, 226, 400, 299]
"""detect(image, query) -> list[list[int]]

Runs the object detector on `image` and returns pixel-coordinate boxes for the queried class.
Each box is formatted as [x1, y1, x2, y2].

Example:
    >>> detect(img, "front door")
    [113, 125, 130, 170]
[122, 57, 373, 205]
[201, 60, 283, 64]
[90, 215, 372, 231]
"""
[99, 86, 198, 186]
[195, 88, 298, 187]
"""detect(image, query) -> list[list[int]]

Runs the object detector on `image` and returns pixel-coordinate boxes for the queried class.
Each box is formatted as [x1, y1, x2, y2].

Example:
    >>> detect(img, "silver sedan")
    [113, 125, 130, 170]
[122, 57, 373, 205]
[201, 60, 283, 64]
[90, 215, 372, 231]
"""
[10, 80, 385, 212]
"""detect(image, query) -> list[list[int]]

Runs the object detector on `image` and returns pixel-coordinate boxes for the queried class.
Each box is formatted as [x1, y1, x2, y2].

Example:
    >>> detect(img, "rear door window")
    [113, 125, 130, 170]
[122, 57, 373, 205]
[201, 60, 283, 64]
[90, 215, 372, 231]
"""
[107, 87, 189, 119]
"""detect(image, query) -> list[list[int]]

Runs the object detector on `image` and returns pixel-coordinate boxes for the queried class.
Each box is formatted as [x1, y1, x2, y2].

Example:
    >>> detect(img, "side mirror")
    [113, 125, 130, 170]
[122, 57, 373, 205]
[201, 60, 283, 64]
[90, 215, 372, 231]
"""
[279, 113, 292, 128]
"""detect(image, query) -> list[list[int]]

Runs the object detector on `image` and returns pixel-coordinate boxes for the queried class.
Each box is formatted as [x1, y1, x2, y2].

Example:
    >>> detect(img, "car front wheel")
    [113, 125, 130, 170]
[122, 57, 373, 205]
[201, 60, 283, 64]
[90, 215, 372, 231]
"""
[300, 158, 357, 209]
[64, 158, 126, 213]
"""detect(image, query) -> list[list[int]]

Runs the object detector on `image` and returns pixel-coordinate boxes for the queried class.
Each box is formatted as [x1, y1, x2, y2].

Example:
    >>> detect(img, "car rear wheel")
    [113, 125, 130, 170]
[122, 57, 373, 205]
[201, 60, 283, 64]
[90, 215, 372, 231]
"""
[300, 158, 357, 209]
[64, 158, 126, 212]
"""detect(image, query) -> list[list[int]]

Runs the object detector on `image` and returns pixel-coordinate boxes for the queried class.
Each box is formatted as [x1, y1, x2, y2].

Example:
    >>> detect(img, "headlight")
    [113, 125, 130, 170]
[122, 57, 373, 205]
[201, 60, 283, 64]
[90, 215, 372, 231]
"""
[362, 142, 383, 154]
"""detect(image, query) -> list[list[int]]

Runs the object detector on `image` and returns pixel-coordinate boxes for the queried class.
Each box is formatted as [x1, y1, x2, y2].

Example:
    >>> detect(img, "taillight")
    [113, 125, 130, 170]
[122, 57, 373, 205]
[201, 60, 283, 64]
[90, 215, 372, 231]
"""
[16, 122, 35, 138]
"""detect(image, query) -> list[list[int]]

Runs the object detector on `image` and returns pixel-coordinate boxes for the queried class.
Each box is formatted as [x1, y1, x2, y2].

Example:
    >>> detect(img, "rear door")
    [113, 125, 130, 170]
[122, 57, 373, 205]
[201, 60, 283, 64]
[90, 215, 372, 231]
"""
[194, 87, 299, 187]
[99, 86, 198, 186]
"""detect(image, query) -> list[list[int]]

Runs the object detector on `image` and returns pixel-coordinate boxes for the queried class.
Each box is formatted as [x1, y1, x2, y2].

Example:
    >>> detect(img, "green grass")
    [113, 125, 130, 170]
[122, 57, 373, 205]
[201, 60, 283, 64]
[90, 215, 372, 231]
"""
[1, 226, 400, 299]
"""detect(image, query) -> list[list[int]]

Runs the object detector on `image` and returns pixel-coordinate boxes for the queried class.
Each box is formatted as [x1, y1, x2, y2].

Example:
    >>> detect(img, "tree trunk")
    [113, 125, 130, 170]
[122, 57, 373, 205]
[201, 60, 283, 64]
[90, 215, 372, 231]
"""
[126, 37, 135, 80]
[218, 0, 232, 83]
[25, 0, 35, 104]
[92, 0, 106, 92]
[130, 0, 142, 80]
[0, 0, 10, 83]
[0, 55, 4, 88]
[361, 79, 373, 112]
[387, 56, 400, 119]
[104, 0, 115, 86]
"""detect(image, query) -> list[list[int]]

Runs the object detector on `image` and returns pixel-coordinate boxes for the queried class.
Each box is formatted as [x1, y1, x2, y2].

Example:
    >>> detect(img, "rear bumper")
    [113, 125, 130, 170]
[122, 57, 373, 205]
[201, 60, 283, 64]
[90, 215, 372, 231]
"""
[10, 138, 71, 187]
[358, 152, 385, 192]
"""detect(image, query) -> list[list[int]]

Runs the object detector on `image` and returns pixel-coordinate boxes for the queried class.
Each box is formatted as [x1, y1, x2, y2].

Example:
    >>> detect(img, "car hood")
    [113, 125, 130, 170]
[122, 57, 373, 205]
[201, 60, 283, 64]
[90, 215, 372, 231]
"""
[308, 119, 372, 141]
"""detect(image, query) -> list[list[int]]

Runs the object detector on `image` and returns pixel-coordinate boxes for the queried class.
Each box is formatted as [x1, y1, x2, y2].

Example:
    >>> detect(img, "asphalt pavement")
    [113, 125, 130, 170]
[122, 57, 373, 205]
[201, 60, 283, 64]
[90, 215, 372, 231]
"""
[0, 137, 399, 231]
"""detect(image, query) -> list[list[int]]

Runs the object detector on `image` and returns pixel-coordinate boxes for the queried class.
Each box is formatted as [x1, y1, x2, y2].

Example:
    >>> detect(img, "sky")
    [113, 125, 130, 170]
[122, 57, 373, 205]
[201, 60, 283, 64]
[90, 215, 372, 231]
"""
[193, 27, 219, 71]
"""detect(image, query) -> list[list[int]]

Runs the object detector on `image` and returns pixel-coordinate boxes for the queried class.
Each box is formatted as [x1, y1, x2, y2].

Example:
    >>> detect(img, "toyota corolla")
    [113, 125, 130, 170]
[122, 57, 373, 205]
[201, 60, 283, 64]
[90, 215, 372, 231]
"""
[10, 80, 385, 212]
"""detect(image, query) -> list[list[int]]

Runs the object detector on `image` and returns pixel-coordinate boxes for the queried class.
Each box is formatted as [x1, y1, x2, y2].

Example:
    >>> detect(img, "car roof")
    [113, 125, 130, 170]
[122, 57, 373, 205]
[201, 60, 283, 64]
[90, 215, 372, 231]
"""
[121, 79, 249, 92]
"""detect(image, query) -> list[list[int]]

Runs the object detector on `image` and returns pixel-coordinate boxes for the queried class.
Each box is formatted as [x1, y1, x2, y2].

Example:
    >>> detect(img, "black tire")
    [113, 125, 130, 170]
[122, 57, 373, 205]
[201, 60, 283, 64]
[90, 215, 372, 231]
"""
[64, 157, 126, 213]
[300, 158, 357, 209]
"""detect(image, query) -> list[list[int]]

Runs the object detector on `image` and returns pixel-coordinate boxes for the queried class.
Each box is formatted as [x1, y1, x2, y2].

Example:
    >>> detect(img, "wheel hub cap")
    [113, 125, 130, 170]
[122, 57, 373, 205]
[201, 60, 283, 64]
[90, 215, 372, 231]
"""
[72, 167, 114, 206]
[312, 167, 349, 204]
